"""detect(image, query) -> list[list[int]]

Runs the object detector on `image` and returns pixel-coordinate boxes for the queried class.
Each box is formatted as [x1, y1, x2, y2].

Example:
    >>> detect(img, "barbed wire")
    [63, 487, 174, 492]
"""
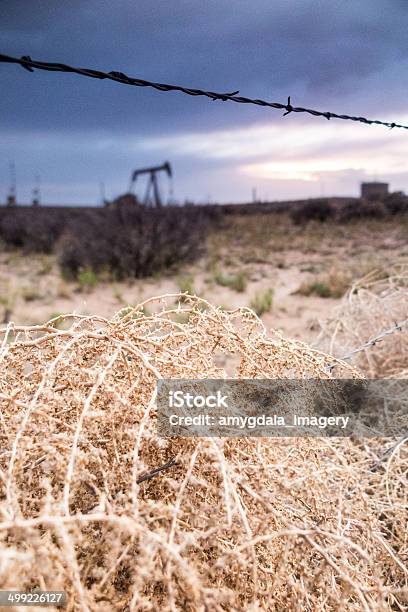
[328, 317, 408, 372]
[1, 52, 407, 130]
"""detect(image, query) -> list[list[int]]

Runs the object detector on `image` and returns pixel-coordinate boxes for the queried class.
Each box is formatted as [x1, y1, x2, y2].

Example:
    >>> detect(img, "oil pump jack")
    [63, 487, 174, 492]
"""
[128, 161, 172, 208]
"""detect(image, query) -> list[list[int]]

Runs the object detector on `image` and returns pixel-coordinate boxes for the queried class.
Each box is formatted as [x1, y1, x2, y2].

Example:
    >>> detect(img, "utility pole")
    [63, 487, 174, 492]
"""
[32, 174, 41, 206]
[100, 181, 107, 206]
[7, 161, 16, 206]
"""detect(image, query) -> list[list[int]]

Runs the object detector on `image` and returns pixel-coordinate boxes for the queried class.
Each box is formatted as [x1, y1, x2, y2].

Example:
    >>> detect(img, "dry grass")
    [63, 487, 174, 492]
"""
[297, 270, 352, 299]
[213, 269, 248, 293]
[249, 288, 274, 315]
[0, 293, 406, 610]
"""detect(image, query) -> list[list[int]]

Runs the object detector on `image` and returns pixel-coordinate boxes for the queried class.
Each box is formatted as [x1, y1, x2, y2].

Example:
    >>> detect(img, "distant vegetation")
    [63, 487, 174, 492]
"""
[0, 207, 70, 253]
[1, 193, 407, 282]
[0, 204, 220, 279]
[291, 199, 334, 225]
[250, 288, 273, 316]
[213, 269, 248, 292]
[296, 271, 351, 299]
[291, 193, 408, 225]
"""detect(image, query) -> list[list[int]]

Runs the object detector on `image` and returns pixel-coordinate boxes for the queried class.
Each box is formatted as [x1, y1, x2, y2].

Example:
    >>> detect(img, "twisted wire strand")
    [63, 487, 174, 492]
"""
[328, 318, 408, 371]
[1, 53, 407, 130]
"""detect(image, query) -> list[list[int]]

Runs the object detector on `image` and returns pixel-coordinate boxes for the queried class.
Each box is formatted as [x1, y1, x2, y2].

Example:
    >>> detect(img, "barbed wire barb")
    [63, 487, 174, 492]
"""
[1, 52, 408, 130]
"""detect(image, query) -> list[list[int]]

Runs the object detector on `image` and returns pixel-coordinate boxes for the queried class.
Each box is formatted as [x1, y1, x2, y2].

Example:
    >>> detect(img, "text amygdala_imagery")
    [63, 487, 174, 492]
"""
[157, 379, 407, 437]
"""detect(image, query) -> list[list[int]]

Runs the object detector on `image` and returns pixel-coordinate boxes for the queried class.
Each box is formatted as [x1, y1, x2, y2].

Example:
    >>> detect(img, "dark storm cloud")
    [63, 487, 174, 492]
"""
[1, 0, 408, 203]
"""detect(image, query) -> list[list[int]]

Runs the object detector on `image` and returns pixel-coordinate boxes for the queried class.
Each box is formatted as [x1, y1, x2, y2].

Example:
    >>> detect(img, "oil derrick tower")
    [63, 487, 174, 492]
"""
[129, 162, 172, 208]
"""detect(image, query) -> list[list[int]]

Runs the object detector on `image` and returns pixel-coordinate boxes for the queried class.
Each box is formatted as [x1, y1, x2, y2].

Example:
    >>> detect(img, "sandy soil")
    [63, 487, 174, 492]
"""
[1, 213, 407, 344]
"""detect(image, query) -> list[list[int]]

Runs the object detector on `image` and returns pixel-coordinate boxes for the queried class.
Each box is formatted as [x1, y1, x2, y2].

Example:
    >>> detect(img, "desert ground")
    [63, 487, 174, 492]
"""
[1, 210, 407, 609]
[1, 211, 407, 342]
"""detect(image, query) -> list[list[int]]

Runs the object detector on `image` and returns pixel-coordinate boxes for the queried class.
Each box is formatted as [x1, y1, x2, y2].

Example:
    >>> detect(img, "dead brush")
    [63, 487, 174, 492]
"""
[0, 294, 406, 610]
[316, 263, 408, 378]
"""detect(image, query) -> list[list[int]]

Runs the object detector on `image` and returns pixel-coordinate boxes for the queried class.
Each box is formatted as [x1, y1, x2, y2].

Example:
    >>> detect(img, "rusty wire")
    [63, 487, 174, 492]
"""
[1, 52, 407, 130]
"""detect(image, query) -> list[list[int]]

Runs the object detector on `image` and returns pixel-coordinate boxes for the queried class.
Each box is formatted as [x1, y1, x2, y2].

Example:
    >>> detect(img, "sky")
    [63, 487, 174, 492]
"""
[1, 0, 408, 205]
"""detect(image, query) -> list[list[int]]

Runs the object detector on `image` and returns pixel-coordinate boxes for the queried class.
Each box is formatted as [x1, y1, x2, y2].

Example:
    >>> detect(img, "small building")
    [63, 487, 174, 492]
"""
[361, 182, 389, 200]
[108, 193, 141, 208]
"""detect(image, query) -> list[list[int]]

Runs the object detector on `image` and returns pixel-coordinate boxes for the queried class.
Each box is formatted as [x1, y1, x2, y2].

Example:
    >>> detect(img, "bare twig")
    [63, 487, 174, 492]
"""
[136, 457, 178, 485]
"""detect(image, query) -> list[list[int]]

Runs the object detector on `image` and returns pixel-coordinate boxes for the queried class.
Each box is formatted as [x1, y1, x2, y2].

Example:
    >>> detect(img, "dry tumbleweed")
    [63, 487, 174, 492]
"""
[0, 294, 406, 610]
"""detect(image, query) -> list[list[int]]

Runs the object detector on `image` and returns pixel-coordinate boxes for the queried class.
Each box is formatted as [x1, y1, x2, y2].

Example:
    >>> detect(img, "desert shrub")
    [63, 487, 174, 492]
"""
[77, 268, 99, 291]
[178, 275, 195, 295]
[298, 281, 332, 298]
[1, 295, 406, 609]
[250, 288, 273, 315]
[230, 271, 247, 292]
[21, 285, 43, 302]
[291, 199, 334, 225]
[58, 205, 218, 280]
[0, 205, 220, 279]
[0, 208, 68, 253]
[214, 269, 248, 292]
[337, 200, 387, 222]
[297, 271, 351, 299]
[384, 192, 408, 215]
[57, 210, 109, 279]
